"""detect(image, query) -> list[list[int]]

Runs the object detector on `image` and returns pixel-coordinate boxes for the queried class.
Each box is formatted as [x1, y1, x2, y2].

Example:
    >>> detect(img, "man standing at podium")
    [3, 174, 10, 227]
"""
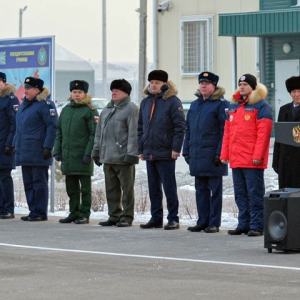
[272, 75, 300, 188]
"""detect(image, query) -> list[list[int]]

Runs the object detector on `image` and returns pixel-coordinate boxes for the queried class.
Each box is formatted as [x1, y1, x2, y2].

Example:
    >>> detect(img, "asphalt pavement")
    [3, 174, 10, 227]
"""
[1, 215, 300, 300]
[2, 142, 299, 299]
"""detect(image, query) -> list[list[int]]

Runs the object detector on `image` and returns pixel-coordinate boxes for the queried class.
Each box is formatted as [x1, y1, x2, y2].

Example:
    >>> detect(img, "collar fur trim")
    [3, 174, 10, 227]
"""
[68, 94, 92, 105]
[195, 86, 226, 100]
[142, 80, 178, 99]
[231, 83, 268, 104]
[36, 87, 51, 102]
[0, 83, 15, 98]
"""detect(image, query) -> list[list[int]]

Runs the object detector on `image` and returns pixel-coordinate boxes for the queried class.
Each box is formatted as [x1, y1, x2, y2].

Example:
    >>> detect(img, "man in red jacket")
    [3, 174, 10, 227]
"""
[220, 74, 273, 236]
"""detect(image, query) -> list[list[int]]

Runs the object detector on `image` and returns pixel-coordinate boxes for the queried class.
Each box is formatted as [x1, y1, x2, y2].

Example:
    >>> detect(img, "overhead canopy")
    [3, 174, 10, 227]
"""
[219, 8, 300, 37]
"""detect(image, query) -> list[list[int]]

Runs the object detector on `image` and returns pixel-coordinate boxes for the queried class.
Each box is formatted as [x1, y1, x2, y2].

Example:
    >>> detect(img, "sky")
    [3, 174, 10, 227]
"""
[0, 0, 153, 63]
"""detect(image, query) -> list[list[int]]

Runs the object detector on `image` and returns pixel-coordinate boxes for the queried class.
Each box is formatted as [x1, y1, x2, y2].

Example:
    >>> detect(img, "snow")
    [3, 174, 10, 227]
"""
[13, 152, 279, 230]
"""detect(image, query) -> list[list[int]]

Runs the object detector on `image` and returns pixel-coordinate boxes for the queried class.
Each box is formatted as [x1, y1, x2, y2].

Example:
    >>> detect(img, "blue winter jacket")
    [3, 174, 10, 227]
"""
[14, 87, 58, 166]
[0, 84, 19, 169]
[138, 81, 186, 160]
[182, 87, 229, 176]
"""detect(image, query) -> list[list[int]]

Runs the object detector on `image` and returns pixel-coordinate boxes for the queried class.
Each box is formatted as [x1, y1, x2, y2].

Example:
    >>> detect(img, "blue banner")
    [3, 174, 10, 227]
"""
[0, 36, 54, 103]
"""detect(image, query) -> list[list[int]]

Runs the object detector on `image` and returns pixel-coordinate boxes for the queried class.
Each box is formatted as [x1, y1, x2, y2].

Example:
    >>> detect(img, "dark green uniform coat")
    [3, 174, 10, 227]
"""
[54, 95, 99, 175]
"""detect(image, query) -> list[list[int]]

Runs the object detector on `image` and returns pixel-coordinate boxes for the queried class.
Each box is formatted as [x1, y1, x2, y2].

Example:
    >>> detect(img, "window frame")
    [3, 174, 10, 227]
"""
[180, 15, 214, 77]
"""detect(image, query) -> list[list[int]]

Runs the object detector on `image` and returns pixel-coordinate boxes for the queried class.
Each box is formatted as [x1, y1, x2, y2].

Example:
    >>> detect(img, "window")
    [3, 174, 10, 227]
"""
[180, 16, 213, 76]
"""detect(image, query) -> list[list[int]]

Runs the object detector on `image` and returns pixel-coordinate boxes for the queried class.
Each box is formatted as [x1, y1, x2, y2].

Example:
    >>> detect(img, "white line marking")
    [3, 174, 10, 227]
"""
[0, 243, 299, 271]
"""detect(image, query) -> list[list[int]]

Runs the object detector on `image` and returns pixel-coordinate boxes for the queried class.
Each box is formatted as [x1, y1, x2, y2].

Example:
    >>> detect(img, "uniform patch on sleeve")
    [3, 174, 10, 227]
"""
[50, 109, 56, 116]
[94, 116, 99, 123]
[178, 107, 184, 112]
[13, 105, 19, 111]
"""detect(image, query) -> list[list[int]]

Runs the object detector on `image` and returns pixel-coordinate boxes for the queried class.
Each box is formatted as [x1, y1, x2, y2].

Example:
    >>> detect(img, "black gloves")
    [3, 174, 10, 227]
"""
[184, 155, 189, 165]
[83, 155, 91, 164]
[43, 148, 52, 160]
[214, 155, 222, 166]
[4, 147, 15, 155]
[54, 155, 62, 162]
[93, 157, 102, 166]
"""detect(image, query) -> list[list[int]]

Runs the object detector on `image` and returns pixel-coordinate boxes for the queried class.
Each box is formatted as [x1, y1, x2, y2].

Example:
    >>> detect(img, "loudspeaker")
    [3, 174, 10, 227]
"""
[264, 188, 300, 253]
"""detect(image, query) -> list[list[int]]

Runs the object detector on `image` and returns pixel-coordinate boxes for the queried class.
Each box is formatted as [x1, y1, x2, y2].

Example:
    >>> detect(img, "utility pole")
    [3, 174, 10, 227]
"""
[102, 0, 107, 99]
[138, 0, 147, 104]
[19, 6, 28, 37]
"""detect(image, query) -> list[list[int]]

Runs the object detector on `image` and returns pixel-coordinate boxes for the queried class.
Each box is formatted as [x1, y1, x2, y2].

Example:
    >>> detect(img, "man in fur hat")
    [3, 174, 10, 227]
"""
[220, 74, 273, 236]
[182, 71, 229, 234]
[54, 80, 99, 224]
[15, 76, 58, 221]
[93, 79, 139, 227]
[0, 72, 19, 219]
[272, 75, 300, 188]
[138, 70, 186, 230]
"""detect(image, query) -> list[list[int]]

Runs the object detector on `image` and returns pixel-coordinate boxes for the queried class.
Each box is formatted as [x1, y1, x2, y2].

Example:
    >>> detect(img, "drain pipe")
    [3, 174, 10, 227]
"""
[152, 0, 158, 69]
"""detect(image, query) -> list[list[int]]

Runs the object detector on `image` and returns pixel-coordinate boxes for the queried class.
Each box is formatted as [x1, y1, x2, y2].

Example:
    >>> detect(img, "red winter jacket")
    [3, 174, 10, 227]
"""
[220, 84, 273, 169]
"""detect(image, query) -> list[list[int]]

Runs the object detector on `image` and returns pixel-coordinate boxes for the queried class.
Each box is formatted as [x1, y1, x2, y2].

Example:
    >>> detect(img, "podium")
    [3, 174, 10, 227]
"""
[274, 122, 300, 147]
[266, 123, 300, 253]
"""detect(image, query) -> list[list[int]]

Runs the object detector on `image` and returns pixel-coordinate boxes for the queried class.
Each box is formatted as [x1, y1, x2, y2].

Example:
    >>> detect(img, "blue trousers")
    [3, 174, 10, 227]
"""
[195, 176, 223, 227]
[22, 166, 49, 219]
[0, 169, 14, 215]
[146, 160, 179, 223]
[232, 168, 265, 232]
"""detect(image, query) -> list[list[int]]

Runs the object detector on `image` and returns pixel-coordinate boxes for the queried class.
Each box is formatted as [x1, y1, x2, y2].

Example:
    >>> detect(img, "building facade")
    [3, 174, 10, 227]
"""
[155, 0, 259, 102]
[220, 0, 300, 119]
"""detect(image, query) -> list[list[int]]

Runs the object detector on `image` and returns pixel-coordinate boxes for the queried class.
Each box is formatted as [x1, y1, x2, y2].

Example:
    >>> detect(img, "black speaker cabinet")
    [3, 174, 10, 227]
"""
[264, 188, 300, 253]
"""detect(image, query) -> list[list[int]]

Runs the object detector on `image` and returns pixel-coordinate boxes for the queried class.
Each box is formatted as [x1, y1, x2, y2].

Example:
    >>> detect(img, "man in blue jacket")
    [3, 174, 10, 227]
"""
[183, 71, 228, 233]
[15, 77, 57, 221]
[138, 70, 186, 230]
[0, 72, 19, 219]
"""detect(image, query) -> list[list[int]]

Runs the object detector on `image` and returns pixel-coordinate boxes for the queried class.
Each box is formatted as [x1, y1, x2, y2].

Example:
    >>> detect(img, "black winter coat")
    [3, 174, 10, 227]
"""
[272, 102, 300, 188]
[138, 81, 186, 160]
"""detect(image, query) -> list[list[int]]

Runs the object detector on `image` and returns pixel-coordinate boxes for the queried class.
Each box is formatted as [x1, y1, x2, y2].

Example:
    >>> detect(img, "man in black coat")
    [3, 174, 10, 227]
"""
[272, 75, 300, 188]
[138, 70, 186, 230]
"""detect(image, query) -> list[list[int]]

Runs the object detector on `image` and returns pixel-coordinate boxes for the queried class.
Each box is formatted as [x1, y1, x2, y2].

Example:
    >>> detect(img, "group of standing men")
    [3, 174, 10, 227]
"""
[1, 68, 299, 236]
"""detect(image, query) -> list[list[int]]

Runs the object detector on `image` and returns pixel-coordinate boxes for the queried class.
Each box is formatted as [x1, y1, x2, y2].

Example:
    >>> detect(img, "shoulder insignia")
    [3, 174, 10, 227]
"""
[87, 104, 95, 110]
[94, 115, 99, 123]
[46, 100, 51, 105]
[49, 109, 56, 116]
[13, 105, 19, 111]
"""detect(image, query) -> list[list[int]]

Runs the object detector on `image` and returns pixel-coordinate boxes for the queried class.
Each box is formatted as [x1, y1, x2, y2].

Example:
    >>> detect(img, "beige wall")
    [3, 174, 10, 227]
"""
[156, 0, 259, 101]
